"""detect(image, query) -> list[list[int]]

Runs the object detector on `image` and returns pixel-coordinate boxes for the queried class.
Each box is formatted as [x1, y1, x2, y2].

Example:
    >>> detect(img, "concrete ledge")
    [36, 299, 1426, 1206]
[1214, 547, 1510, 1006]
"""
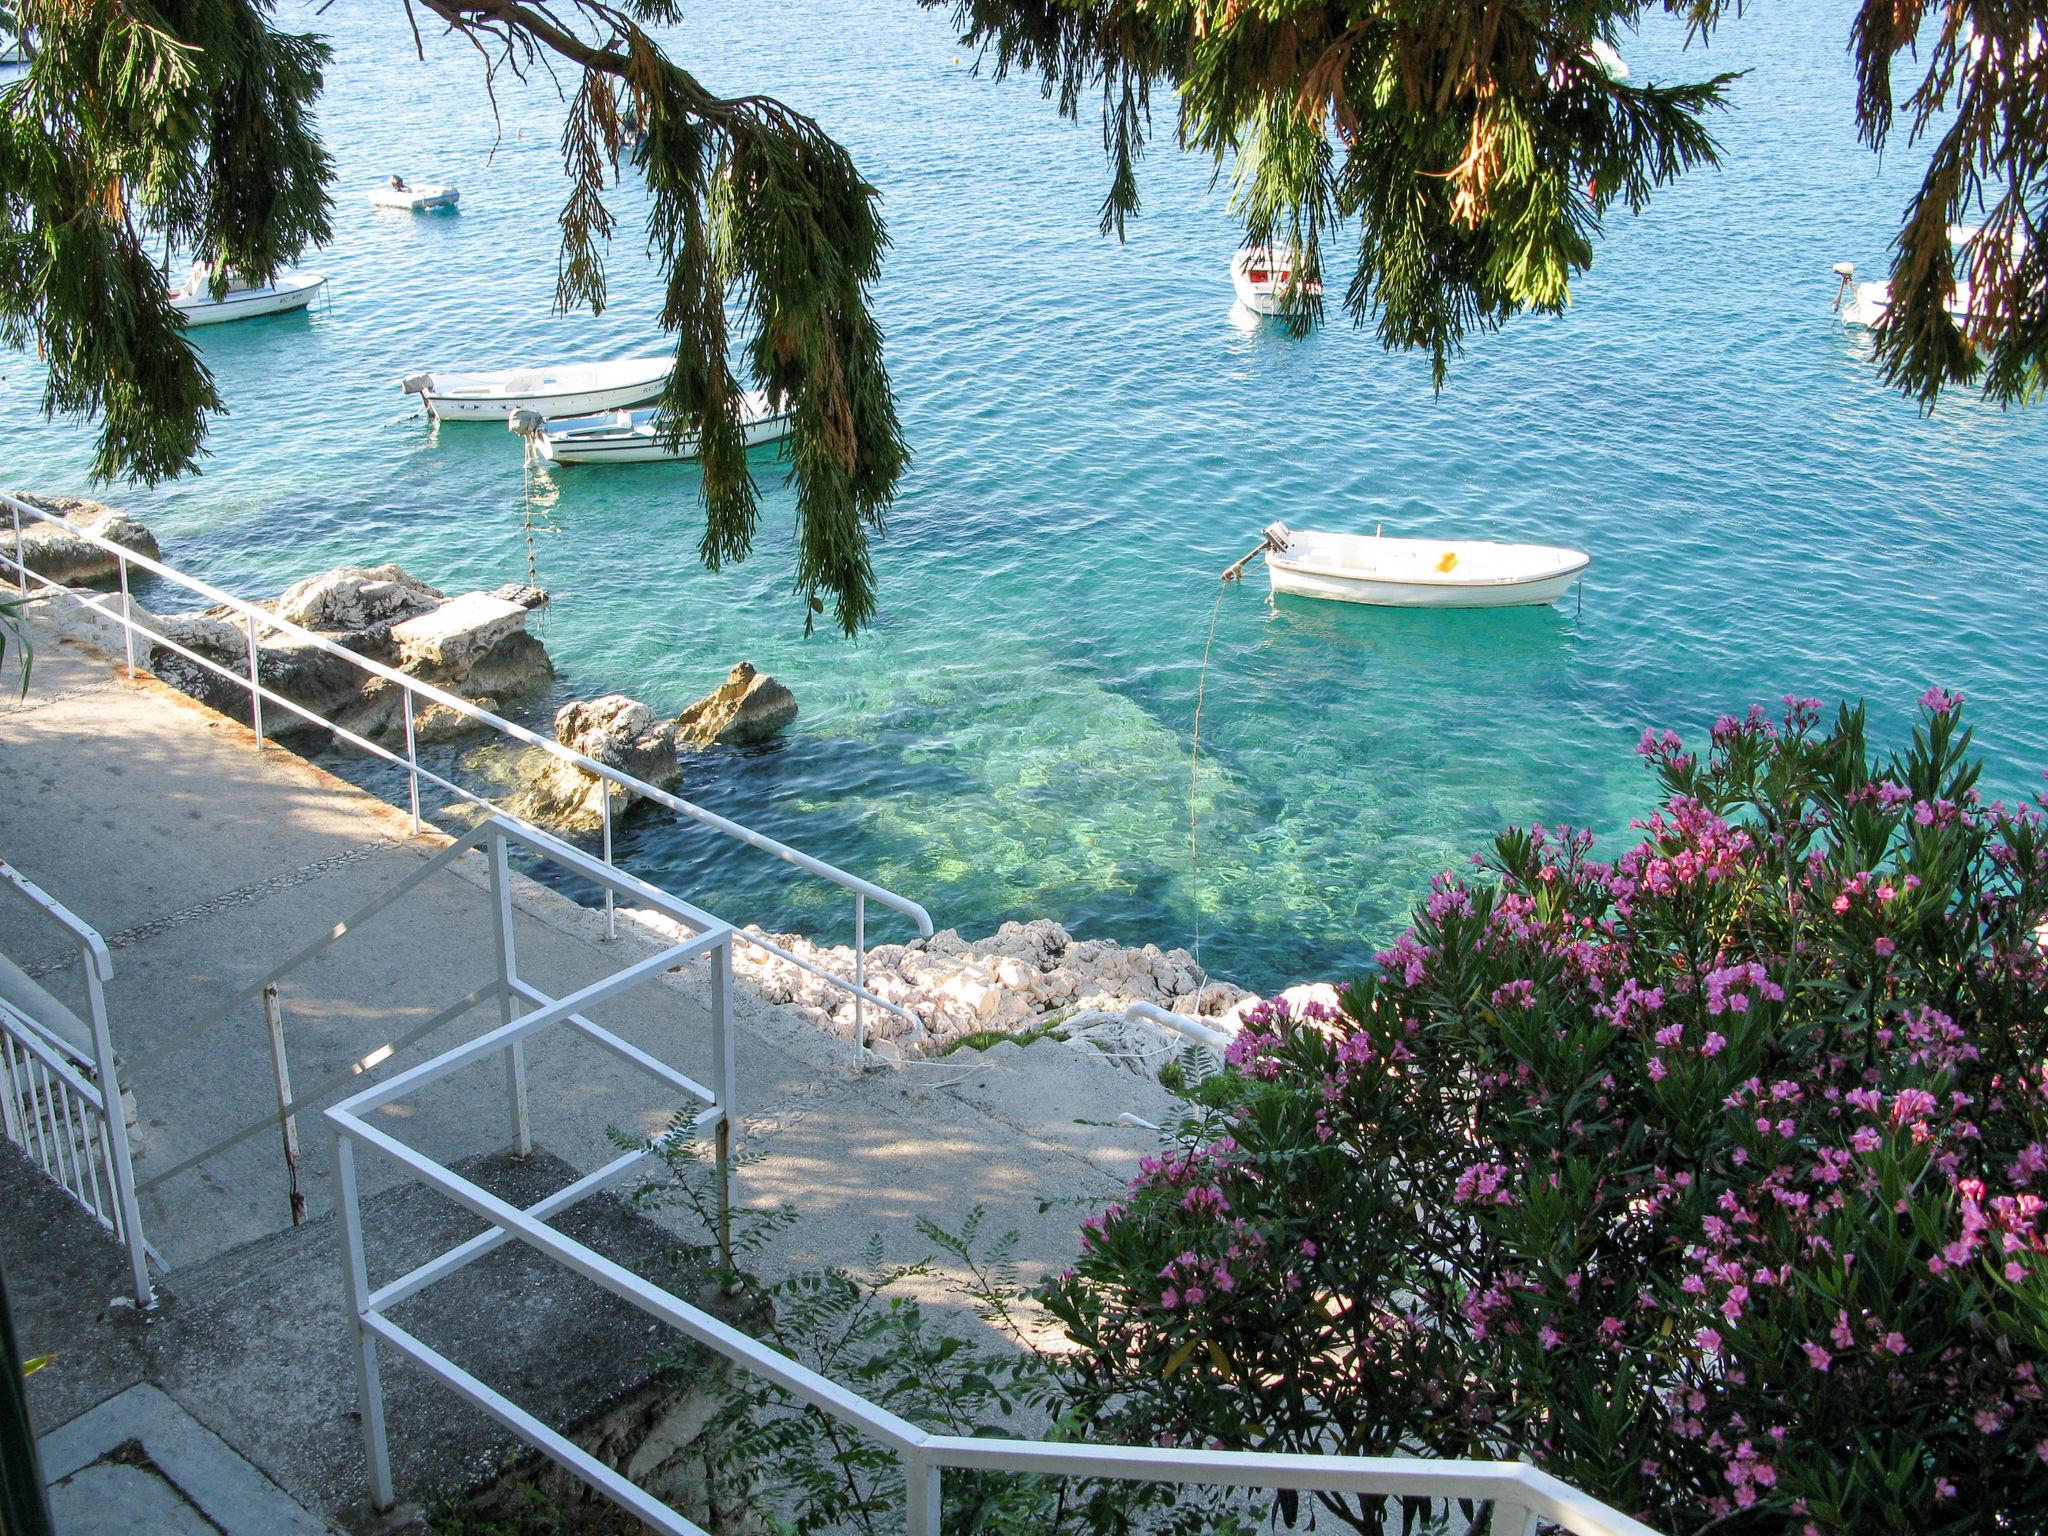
[42, 1382, 336, 1535]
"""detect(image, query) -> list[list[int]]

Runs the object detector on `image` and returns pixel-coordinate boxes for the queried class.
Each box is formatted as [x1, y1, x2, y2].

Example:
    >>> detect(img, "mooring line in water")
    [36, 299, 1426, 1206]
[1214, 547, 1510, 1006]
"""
[1188, 534, 1275, 985]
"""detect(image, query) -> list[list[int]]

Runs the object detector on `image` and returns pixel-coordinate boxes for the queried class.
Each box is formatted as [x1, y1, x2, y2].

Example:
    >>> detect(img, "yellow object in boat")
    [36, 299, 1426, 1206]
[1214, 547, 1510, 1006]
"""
[1437, 551, 1459, 573]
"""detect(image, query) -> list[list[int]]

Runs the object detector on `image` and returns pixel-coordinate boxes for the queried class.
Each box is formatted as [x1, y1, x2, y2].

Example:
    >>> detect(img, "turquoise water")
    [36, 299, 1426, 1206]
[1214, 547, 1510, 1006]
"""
[6, 3, 2046, 989]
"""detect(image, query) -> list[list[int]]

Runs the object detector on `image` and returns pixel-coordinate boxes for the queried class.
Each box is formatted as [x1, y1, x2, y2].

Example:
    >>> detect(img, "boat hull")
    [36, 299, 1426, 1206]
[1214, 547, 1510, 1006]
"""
[1268, 560, 1583, 608]
[370, 183, 459, 211]
[539, 407, 794, 465]
[427, 376, 669, 422]
[170, 274, 325, 327]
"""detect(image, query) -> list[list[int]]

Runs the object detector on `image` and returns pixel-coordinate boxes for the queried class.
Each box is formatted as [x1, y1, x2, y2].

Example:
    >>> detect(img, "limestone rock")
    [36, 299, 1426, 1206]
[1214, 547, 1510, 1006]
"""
[2, 493, 159, 586]
[391, 592, 527, 680]
[273, 563, 444, 633]
[675, 661, 797, 747]
[504, 695, 680, 834]
[485, 582, 551, 612]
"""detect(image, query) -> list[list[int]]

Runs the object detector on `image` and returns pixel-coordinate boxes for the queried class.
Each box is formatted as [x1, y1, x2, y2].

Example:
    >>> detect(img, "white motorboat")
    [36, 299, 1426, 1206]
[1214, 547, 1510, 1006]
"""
[1585, 38, 1628, 80]
[369, 178, 460, 211]
[1230, 246, 1323, 316]
[400, 356, 673, 422]
[1833, 223, 2029, 329]
[168, 266, 326, 326]
[1262, 521, 1590, 608]
[511, 390, 794, 465]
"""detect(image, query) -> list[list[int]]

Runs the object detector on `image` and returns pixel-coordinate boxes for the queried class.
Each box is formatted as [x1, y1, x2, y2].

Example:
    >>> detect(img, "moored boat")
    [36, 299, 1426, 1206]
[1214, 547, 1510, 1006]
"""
[1832, 223, 2029, 329]
[370, 177, 460, 211]
[1230, 246, 1323, 316]
[511, 390, 794, 465]
[168, 264, 327, 326]
[1262, 521, 1590, 608]
[400, 356, 673, 422]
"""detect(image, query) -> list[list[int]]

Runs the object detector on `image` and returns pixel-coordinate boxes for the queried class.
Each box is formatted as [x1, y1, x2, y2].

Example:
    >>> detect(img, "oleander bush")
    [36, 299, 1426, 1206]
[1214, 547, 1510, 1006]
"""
[1044, 692, 2048, 1534]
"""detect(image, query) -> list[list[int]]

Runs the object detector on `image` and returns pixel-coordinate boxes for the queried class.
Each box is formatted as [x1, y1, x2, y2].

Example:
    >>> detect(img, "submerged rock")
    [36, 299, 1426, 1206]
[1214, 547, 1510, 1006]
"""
[504, 694, 681, 834]
[676, 661, 797, 747]
[2, 493, 159, 586]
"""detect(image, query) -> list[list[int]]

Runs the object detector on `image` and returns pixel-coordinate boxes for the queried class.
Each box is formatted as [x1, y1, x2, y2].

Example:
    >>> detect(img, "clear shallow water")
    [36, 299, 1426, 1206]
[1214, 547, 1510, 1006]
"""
[5, 3, 2046, 989]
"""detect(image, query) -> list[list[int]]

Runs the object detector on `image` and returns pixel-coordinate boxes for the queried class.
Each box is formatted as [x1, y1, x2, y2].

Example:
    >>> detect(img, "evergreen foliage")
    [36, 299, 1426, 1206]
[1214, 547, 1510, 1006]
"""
[0, 0, 905, 634]
[930, 0, 2048, 407]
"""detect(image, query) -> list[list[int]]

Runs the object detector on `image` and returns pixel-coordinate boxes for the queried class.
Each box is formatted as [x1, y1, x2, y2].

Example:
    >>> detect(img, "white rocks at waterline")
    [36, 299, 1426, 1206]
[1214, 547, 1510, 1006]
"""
[621, 911, 1264, 1077]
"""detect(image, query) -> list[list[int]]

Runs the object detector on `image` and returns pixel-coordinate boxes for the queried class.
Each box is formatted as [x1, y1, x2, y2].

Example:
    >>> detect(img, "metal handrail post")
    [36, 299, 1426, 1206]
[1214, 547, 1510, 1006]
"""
[263, 986, 306, 1226]
[600, 789, 616, 940]
[905, 1454, 941, 1536]
[116, 552, 135, 674]
[9, 500, 23, 595]
[83, 958, 150, 1308]
[243, 610, 263, 741]
[853, 894, 866, 1065]
[487, 828, 531, 1157]
[1494, 1501, 1536, 1536]
[401, 692, 421, 834]
[710, 934, 735, 1273]
[332, 1129, 395, 1512]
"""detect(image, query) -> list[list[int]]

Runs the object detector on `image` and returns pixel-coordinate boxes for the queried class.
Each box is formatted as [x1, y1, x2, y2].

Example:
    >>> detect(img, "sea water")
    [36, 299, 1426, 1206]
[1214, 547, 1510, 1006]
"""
[4, 2, 2044, 989]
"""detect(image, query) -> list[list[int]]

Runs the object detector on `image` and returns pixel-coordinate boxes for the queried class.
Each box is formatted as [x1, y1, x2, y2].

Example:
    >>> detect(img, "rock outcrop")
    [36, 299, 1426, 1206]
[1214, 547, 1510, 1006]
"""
[273, 563, 444, 636]
[145, 562, 554, 747]
[675, 661, 797, 747]
[1, 494, 160, 586]
[623, 910, 1260, 1077]
[504, 695, 681, 834]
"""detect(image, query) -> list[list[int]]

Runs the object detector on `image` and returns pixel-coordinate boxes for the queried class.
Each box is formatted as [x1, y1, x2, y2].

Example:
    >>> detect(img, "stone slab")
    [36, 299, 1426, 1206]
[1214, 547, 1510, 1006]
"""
[41, 1382, 337, 1535]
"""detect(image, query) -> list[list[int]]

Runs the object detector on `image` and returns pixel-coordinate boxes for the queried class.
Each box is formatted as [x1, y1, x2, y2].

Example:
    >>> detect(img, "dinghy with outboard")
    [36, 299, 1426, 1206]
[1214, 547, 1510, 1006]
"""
[508, 390, 793, 465]
[400, 356, 673, 422]
[370, 175, 459, 211]
[1832, 223, 2030, 330]
[1230, 246, 1323, 316]
[1257, 521, 1589, 608]
[168, 261, 327, 326]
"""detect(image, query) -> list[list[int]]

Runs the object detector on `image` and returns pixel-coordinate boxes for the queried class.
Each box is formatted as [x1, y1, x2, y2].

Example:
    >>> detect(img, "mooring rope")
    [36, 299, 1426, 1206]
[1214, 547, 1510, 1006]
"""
[1188, 580, 1231, 979]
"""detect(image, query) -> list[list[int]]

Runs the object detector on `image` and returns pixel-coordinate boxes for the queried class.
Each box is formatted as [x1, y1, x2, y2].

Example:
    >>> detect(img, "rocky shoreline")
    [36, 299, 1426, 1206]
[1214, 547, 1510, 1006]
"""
[14, 493, 1313, 1078]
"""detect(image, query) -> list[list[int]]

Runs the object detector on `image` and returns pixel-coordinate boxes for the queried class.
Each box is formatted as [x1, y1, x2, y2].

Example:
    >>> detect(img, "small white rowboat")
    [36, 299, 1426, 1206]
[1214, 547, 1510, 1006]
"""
[1263, 521, 1590, 608]
[1833, 223, 2029, 329]
[513, 390, 794, 465]
[400, 356, 673, 422]
[1230, 246, 1323, 316]
[169, 270, 326, 327]
[369, 180, 460, 211]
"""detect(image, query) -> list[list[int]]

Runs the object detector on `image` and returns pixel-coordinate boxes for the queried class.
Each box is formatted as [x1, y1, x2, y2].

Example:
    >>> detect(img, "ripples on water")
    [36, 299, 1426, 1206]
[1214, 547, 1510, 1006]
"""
[4, 2, 2045, 989]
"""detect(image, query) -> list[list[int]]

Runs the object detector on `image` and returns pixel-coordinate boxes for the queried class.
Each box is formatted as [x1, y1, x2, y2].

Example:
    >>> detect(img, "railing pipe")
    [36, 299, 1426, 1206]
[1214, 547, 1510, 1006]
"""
[116, 552, 134, 673]
[263, 985, 305, 1226]
[600, 787, 616, 940]
[331, 1130, 395, 1513]
[1123, 999, 1234, 1051]
[904, 1454, 941, 1536]
[243, 610, 263, 741]
[853, 893, 866, 1062]
[487, 828, 532, 1158]
[9, 498, 22, 595]
[401, 691, 420, 834]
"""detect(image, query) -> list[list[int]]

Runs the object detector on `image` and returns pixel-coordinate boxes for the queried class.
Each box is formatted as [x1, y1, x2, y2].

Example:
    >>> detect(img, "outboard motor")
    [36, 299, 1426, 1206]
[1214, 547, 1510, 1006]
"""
[506, 407, 547, 437]
[1831, 261, 1856, 312]
[399, 372, 432, 395]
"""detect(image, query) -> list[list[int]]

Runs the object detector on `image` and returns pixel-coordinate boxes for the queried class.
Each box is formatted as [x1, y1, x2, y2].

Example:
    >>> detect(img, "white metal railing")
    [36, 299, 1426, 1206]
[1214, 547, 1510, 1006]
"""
[125, 815, 726, 1226]
[329, 984, 1661, 1536]
[0, 490, 931, 1059]
[0, 860, 152, 1305]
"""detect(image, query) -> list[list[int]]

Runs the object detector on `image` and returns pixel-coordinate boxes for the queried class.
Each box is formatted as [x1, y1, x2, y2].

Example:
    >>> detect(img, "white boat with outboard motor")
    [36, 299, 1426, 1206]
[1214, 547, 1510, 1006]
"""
[168, 262, 327, 326]
[1257, 521, 1590, 608]
[400, 356, 672, 422]
[370, 176, 460, 211]
[509, 389, 793, 465]
[1832, 223, 2030, 329]
[1230, 246, 1323, 316]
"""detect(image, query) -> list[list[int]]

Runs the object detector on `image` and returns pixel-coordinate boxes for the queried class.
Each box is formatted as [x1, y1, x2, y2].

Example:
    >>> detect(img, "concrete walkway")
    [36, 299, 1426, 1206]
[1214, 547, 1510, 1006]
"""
[0, 607, 1180, 1525]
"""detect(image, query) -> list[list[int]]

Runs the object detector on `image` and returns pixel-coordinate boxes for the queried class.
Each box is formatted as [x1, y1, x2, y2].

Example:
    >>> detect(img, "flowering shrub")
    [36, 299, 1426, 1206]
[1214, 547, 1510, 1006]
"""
[1045, 694, 2048, 1533]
